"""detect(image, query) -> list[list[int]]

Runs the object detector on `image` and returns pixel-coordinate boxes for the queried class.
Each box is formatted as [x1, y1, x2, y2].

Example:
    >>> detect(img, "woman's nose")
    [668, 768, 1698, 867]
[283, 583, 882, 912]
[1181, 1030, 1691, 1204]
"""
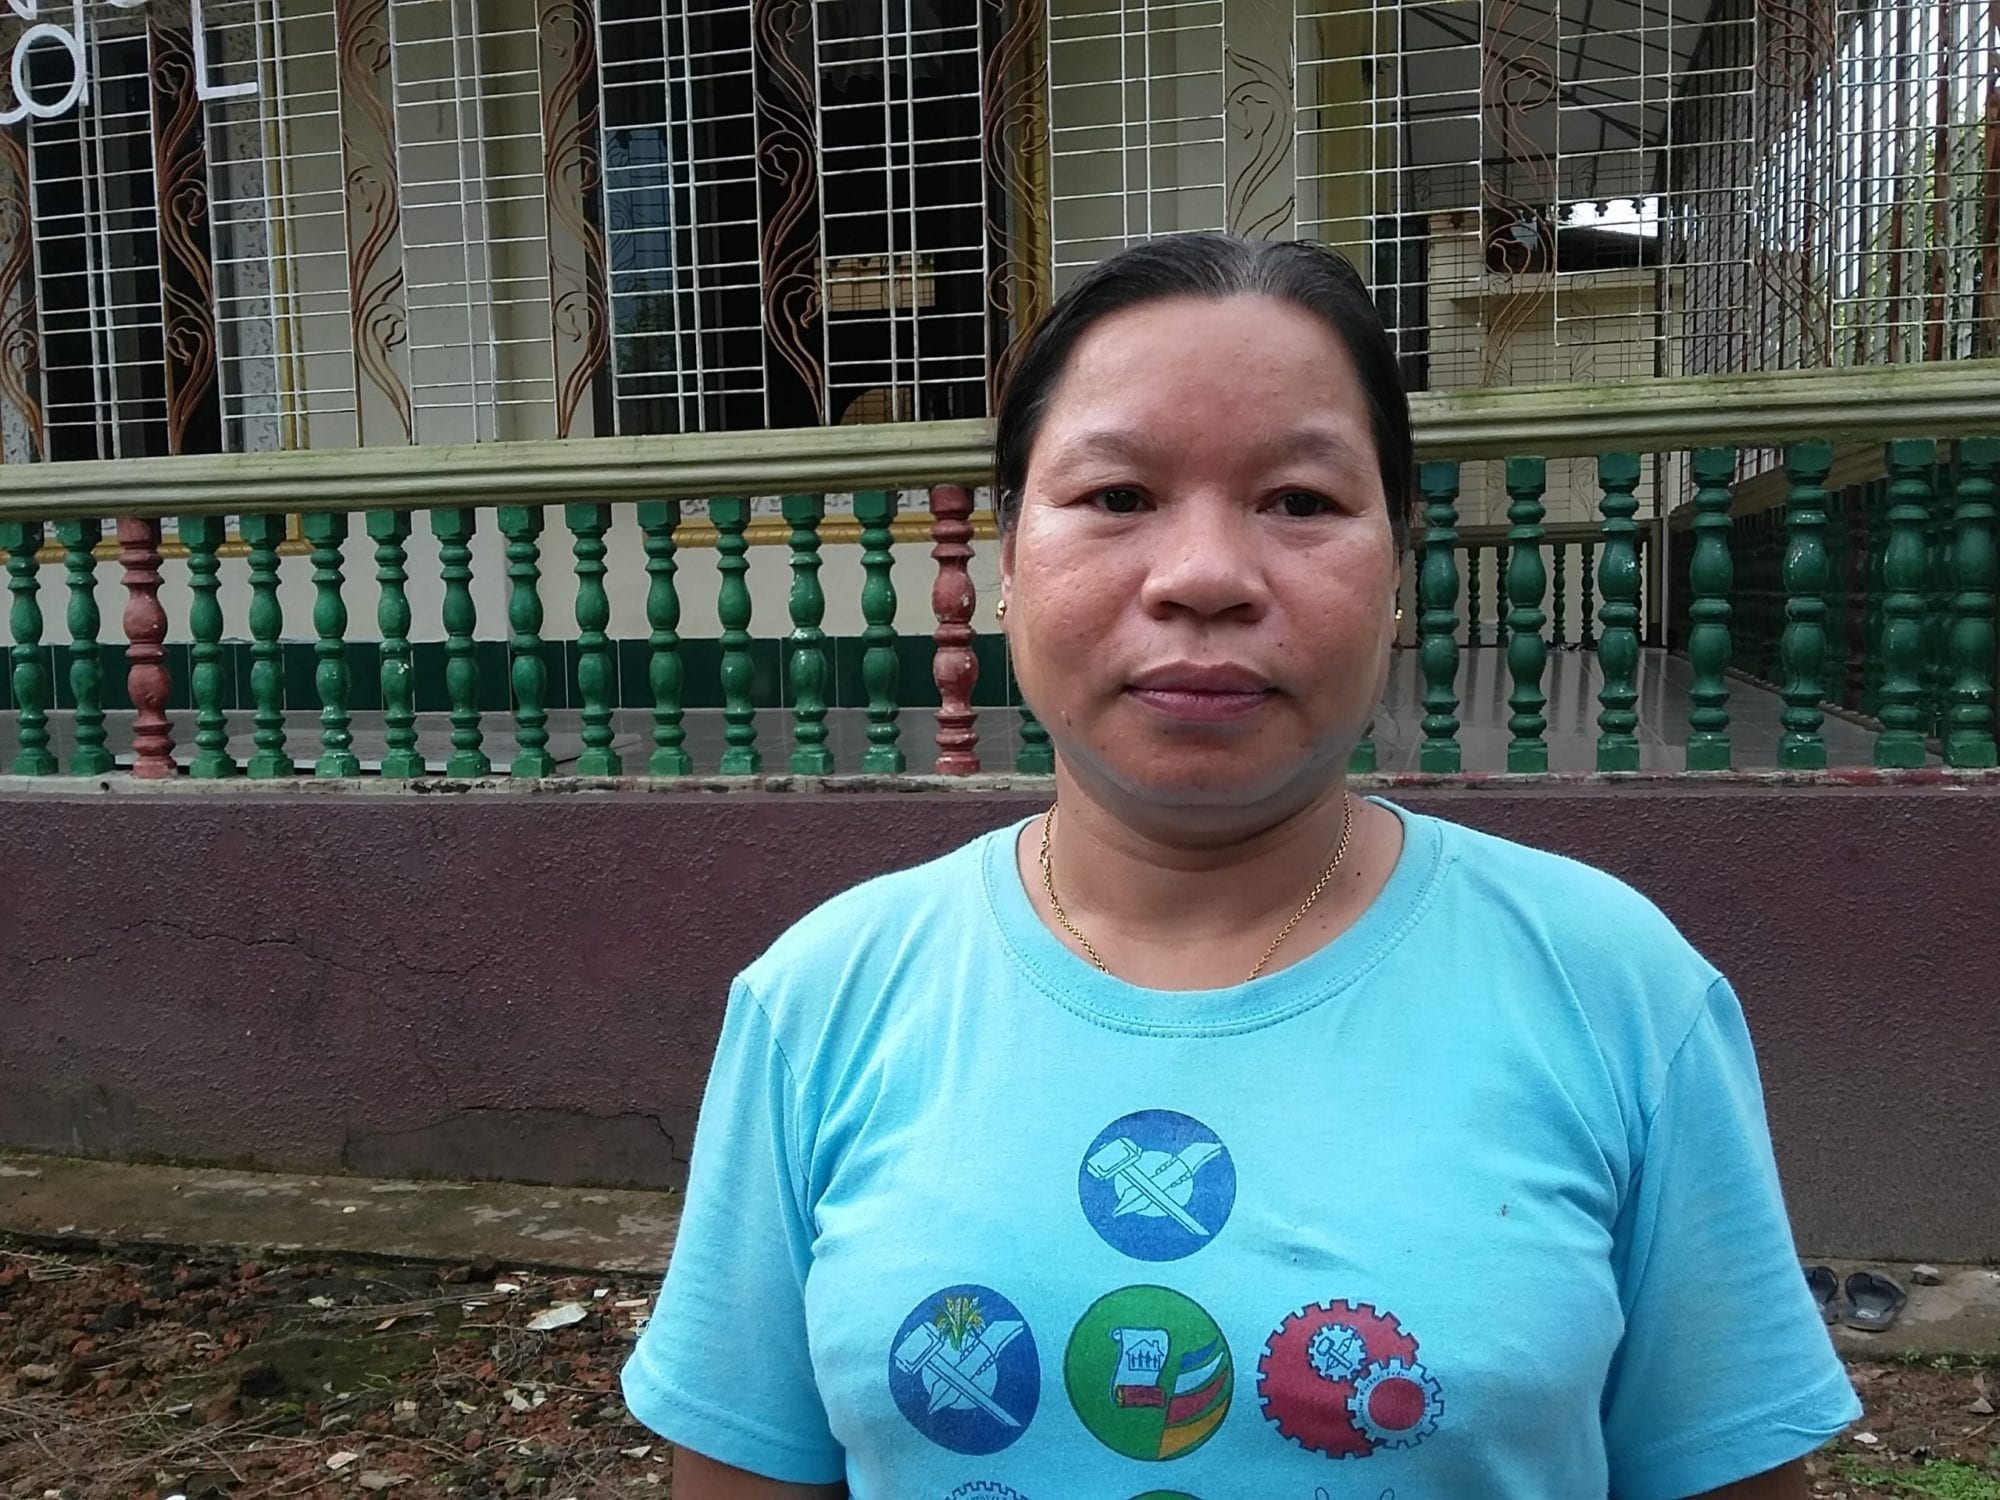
[1135, 499, 1272, 620]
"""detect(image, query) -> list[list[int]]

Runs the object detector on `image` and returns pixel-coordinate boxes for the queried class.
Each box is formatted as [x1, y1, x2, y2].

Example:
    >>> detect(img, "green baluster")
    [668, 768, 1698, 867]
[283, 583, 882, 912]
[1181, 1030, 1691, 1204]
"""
[54, 519, 111, 776]
[368, 510, 424, 778]
[567, 502, 621, 777]
[1770, 516, 1787, 677]
[241, 512, 294, 778]
[855, 489, 903, 774]
[0, 522, 53, 775]
[1465, 545, 1482, 646]
[1679, 523, 1701, 646]
[1744, 520, 1760, 680]
[1579, 541, 1597, 649]
[498, 506, 553, 778]
[1685, 448, 1736, 771]
[1763, 520, 1783, 680]
[1417, 461, 1462, 773]
[1906, 471, 1931, 718]
[1841, 492, 1867, 709]
[1738, 519, 1758, 676]
[1494, 543, 1512, 650]
[1863, 481, 1888, 717]
[1503, 459, 1548, 772]
[1552, 541, 1567, 648]
[1876, 440, 1935, 767]
[712, 496, 760, 775]
[1755, 515, 1776, 678]
[1635, 532, 1649, 648]
[1944, 437, 1999, 768]
[178, 516, 235, 778]
[1923, 454, 1952, 735]
[1595, 452, 1643, 772]
[303, 511, 360, 778]
[431, 507, 489, 778]
[1726, 528, 1744, 675]
[638, 500, 691, 775]
[1824, 489, 1848, 711]
[1777, 442, 1832, 770]
[784, 493, 832, 774]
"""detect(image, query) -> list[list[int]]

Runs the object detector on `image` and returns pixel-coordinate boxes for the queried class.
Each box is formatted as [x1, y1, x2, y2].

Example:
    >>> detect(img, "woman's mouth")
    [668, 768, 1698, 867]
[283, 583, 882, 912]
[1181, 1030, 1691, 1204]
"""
[1126, 665, 1276, 723]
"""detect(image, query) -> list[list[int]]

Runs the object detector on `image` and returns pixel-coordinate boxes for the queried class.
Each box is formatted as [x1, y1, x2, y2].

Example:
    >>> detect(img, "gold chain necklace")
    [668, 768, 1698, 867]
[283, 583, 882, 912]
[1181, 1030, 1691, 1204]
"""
[1037, 793, 1355, 984]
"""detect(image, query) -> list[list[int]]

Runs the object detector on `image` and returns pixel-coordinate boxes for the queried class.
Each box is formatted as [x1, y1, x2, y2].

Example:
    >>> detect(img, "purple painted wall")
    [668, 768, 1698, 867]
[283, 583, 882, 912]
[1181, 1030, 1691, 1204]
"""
[1, 783, 1993, 1260]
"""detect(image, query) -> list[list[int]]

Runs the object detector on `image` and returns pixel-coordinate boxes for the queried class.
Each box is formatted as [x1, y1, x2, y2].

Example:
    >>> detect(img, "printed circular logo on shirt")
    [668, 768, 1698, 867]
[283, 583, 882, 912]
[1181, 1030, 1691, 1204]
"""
[1257, 1298, 1443, 1459]
[1078, 1110, 1236, 1261]
[1125, 1493, 1202, 1499]
[943, 1485, 1033, 1499]
[889, 1285, 1040, 1455]
[1064, 1285, 1233, 1461]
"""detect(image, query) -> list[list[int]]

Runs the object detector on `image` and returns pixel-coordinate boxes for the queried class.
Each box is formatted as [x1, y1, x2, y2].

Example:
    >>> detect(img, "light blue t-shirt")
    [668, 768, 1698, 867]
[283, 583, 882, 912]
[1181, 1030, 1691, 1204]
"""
[623, 805, 1856, 1499]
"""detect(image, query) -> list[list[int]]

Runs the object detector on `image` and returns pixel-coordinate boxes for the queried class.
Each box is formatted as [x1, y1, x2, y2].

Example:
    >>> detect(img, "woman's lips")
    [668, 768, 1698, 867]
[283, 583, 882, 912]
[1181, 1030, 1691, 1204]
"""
[1126, 684, 1275, 722]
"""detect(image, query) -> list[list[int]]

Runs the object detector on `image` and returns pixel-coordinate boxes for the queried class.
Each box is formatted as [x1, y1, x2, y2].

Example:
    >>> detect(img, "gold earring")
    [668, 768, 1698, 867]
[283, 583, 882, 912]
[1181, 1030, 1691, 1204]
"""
[996, 598, 1008, 620]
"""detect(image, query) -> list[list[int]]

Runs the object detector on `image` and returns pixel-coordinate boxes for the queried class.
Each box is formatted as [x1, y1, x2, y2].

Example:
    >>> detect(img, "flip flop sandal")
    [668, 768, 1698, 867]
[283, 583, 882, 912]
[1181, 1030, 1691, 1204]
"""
[1841, 1270, 1907, 1332]
[1803, 1263, 1840, 1324]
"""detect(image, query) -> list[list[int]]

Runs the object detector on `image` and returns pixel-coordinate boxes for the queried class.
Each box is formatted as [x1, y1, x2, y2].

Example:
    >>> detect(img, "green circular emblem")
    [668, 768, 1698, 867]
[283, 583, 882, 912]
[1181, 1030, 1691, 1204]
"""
[1127, 1493, 1202, 1499]
[1064, 1285, 1232, 1461]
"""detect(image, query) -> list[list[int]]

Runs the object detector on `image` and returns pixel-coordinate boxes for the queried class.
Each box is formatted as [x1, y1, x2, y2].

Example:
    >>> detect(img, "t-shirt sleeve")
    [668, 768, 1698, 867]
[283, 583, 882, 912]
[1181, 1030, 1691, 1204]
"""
[620, 979, 845, 1484]
[1602, 976, 1859, 1500]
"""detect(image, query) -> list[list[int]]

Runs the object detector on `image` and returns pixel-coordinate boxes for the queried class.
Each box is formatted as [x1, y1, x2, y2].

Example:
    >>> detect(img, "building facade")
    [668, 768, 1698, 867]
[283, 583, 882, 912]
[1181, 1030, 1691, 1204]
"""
[0, 0, 1993, 641]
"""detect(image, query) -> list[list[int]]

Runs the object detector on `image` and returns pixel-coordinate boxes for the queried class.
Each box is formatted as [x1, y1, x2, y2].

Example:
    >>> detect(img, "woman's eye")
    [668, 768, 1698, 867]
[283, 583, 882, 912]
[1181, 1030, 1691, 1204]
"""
[1093, 488, 1144, 514]
[1277, 491, 1333, 518]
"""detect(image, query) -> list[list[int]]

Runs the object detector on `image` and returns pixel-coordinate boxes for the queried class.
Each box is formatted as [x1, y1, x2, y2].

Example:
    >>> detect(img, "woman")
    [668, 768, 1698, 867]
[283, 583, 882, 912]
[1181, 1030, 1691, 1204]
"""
[622, 234, 1857, 1499]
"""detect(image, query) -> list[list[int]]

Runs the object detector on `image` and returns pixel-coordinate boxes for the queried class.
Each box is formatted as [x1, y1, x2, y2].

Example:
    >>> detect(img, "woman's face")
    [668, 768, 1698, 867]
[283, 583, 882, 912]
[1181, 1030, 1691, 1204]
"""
[1000, 293, 1400, 819]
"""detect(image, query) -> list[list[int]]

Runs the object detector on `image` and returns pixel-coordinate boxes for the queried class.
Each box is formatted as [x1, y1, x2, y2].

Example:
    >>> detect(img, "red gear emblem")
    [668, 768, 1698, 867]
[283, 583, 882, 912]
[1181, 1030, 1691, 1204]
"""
[1256, 1299, 1420, 1458]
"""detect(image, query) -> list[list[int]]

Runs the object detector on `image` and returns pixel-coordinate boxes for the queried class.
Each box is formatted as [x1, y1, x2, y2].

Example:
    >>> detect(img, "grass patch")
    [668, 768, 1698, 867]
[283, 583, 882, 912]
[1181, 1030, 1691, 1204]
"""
[1836, 1456, 2000, 1500]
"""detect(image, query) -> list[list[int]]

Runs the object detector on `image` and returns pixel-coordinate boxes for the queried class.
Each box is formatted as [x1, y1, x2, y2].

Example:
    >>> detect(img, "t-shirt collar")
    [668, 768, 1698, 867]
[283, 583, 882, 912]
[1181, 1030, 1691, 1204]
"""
[980, 796, 1447, 1036]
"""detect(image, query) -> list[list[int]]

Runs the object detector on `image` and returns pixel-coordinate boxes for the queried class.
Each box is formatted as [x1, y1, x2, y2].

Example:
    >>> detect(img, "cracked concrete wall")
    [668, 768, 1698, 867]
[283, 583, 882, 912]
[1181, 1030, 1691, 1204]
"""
[0, 784, 1994, 1260]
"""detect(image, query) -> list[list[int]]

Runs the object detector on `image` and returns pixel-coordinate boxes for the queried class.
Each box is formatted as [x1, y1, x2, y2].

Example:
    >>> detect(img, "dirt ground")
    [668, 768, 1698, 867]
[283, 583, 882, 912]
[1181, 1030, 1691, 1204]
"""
[0, 1238, 1993, 1499]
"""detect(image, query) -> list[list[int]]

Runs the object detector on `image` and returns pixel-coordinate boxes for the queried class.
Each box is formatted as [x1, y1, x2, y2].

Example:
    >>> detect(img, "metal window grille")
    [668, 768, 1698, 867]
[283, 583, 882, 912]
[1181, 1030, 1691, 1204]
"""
[205, 0, 354, 455]
[0, 0, 1993, 461]
[20, 9, 165, 461]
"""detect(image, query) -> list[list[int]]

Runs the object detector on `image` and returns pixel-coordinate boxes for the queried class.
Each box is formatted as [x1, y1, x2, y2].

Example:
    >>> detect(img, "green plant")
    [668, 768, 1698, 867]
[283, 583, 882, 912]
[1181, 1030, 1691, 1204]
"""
[1836, 1452, 1898, 1483]
[1889, 1460, 2000, 1500]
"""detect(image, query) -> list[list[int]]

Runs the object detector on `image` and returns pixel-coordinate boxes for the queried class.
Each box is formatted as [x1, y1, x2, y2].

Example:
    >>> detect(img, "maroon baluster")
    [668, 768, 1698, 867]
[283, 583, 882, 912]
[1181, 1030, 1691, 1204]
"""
[119, 516, 175, 778]
[930, 484, 980, 775]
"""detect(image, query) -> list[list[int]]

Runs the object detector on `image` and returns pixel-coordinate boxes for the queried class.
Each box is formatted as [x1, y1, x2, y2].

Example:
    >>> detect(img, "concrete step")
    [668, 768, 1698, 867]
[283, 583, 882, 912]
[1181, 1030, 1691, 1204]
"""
[4, 1149, 1994, 1356]
[0, 1149, 679, 1278]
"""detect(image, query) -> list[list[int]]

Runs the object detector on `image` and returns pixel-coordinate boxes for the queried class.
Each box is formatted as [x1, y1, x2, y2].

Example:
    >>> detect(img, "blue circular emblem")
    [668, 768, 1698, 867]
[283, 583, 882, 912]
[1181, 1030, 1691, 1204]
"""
[1078, 1110, 1236, 1261]
[889, 1285, 1040, 1454]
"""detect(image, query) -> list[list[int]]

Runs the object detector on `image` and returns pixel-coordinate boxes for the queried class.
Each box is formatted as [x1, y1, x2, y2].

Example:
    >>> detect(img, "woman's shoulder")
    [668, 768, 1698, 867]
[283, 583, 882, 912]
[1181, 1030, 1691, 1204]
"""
[737, 818, 1022, 1009]
[1409, 807, 1725, 1035]
[1411, 809, 1735, 1129]
[1421, 809, 1710, 962]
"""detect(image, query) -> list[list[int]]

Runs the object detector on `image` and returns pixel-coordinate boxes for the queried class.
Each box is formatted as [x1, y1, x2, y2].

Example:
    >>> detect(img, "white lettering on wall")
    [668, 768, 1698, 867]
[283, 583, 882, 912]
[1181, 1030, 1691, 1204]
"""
[0, 0, 260, 122]
[1, 4, 88, 124]
[188, 0, 256, 102]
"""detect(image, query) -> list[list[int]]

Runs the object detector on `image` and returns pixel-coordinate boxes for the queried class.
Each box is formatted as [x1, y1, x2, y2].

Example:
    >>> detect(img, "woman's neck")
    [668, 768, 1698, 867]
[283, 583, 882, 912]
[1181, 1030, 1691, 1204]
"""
[1019, 773, 1403, 990]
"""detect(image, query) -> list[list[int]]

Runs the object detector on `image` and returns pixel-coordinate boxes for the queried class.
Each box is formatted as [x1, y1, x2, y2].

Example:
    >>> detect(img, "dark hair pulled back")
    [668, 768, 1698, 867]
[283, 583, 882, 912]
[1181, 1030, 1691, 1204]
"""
[993, 232, 1413, 552]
